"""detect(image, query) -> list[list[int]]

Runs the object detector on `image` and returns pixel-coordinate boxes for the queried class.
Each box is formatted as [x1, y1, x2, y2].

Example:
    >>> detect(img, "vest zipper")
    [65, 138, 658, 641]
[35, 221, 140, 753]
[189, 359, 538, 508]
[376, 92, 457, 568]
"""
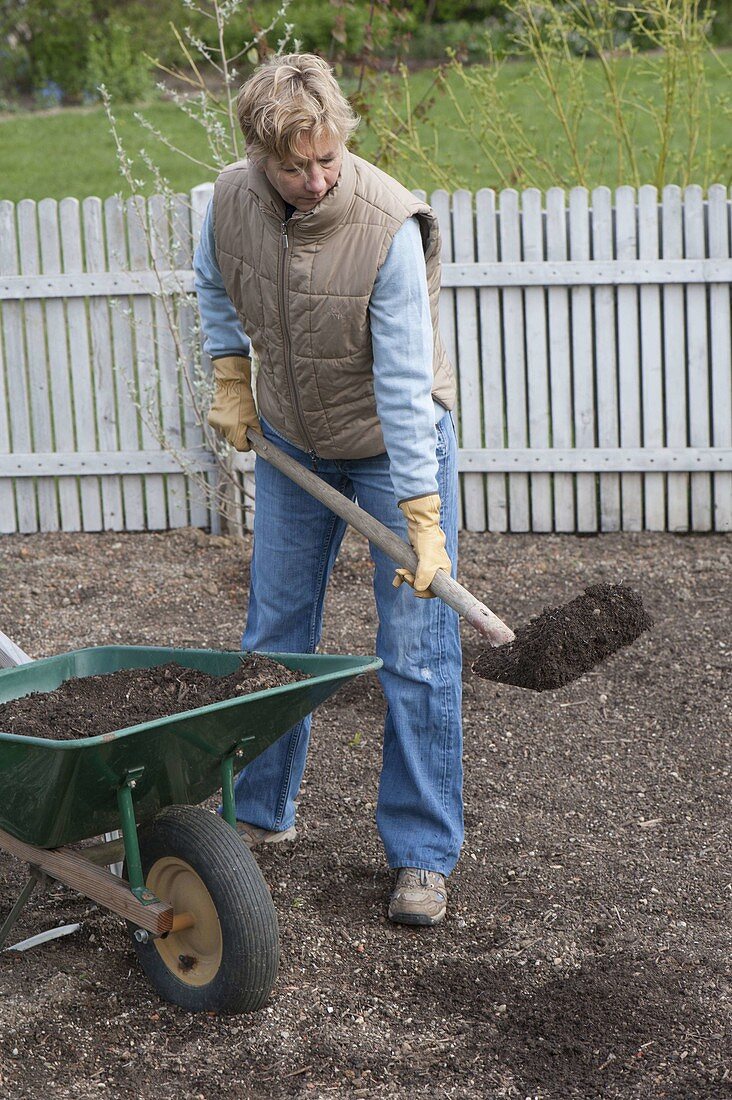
[279, 219, 319, 467]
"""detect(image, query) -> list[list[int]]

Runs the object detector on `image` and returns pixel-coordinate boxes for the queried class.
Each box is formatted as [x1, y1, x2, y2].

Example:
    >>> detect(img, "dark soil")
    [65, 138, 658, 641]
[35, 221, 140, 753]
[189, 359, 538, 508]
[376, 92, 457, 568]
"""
[0, 656, 307, 740]
[0, 527, 730, 1100]
[474, 583, 655, 691]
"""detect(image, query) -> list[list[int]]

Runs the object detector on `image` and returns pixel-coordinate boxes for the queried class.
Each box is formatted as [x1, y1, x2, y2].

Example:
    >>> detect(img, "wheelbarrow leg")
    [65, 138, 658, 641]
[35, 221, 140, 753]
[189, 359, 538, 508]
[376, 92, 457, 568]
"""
[0, 869, 46, 949]
[219, 739, 256, 830]
[220, 754, 236, 829]
[116, 779, 146, 896]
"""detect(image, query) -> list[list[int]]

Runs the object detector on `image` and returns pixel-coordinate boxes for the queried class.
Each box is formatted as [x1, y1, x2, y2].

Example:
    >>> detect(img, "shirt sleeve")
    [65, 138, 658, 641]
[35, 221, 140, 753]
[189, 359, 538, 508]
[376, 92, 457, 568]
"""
[193, 199, 251, 360]
[369, 216, 441, 503]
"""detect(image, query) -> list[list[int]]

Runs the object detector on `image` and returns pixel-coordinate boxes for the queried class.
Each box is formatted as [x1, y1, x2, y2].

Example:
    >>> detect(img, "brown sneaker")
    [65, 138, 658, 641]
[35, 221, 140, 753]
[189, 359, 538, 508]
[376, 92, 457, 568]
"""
[235, 822, 297, 849]
[388, 868, 448, 927]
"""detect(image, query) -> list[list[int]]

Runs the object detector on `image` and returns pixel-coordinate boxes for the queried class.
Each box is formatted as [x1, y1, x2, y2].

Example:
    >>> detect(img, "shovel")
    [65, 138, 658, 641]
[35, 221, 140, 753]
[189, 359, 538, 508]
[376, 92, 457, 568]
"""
[245, 430, 652, 691]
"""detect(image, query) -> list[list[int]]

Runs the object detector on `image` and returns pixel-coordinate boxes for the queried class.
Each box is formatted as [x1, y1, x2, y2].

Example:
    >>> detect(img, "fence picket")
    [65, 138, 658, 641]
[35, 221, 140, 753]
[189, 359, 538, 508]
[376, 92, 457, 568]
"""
[0, 201, 29, 532]
[638, 186, 665, 530]
[684, 186, 712, 531]
[546, 188, 576, 532]
[190, 183, 222, 535]
[568, 188, 597, 531]
[38, 199, 80, 531]
[453, 190, 486, 531]
[431, 190, 462, 527]
[105, 195, 145, 531]
[521, 189, 552, 531]
[476, 189, 507, 532]
[149, 195, 188, 528]
[83, 198, 124, 530]
[708, 184, 731, 531]
[615, 187, 643, 529]
[0, 300, 14, 531]
[59, 198, 103, 531]
[18, 201, 58, 531]
[661, 186, 689, 531]
[499, 189, 530, 531]
[172, 193, 211, 530]
[591, 188, 620, 530]
[127, 196, 167, 529]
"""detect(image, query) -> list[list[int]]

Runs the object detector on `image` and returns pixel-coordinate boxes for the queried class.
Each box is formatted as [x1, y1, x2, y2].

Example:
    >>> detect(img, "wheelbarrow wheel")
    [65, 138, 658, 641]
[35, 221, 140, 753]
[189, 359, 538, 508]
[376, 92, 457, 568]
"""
[127, 806, 279, 1014]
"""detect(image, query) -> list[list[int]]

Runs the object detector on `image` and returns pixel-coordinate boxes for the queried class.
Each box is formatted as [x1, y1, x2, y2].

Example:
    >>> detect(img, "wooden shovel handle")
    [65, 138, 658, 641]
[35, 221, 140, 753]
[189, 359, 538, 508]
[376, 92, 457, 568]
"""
[246, 431, 515, 647]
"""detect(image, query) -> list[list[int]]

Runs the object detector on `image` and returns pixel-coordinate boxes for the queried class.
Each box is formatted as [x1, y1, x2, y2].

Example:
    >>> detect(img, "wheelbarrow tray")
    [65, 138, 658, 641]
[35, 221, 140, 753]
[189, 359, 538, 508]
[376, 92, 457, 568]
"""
[0, 646, 381, 849]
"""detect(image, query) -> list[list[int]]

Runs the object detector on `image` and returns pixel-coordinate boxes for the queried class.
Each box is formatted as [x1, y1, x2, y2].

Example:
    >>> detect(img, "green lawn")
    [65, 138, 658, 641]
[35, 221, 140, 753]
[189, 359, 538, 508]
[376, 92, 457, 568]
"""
[1, 51, 729, 203]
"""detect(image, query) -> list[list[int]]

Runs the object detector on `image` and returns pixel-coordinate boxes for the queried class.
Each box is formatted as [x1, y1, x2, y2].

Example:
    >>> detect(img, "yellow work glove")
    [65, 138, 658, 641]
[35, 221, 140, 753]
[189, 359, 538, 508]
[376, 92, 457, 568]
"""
[207, 355, 261, 452]
[393, 494, 452, 599]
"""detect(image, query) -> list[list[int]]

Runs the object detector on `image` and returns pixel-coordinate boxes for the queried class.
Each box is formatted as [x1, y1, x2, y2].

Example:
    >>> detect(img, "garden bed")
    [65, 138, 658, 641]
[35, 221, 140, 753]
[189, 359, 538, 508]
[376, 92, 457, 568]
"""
[0, 526, 729, 1099]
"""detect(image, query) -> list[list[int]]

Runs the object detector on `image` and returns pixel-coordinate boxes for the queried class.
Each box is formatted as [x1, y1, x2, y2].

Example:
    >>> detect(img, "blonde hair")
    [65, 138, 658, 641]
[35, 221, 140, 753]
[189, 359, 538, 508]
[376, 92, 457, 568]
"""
[237, 53, 359, 166]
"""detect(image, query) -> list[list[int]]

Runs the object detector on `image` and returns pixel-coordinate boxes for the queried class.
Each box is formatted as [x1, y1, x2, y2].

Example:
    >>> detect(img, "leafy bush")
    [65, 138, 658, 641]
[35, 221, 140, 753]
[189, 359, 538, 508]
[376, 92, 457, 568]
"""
[398, 19, 511, 61]
[0, 41, 31, 98]
[87, 17, 150, 102]
[24, 0, 94, 102]
[708, 0, 732, 45]
[407, 0, 507, 22]
[0, 0, 173, 103]
[181, 0, 409, 66]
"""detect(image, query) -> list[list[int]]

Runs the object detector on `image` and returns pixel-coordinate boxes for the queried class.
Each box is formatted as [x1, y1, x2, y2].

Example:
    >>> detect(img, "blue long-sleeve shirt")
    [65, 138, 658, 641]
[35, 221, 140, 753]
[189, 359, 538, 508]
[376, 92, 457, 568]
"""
[193, 201, 444, 501]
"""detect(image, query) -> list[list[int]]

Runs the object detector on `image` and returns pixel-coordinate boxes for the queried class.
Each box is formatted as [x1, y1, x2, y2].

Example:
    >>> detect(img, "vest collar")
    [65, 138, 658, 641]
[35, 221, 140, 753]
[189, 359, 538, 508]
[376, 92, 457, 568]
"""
[247, 148, 357, 238]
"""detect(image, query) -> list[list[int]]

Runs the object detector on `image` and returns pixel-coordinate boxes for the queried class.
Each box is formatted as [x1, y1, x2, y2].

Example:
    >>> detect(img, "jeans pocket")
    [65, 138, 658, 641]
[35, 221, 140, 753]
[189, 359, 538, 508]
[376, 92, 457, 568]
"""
[435, 414, 450, 460]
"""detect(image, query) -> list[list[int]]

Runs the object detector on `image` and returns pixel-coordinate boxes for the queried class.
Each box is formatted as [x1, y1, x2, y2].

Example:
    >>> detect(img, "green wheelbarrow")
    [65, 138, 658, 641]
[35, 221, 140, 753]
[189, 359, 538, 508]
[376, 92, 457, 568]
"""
[0, 643, 381, 1014]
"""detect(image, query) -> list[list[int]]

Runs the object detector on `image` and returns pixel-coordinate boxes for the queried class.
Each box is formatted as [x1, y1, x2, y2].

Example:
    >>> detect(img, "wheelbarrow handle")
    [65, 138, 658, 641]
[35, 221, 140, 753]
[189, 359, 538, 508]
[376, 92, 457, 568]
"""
[0, 631, 32, 669]
[246, 430, 515, 647]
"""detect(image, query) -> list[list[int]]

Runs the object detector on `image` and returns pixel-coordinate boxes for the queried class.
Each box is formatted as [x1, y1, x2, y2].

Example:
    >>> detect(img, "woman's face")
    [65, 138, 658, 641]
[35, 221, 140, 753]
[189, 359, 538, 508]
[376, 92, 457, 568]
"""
[263, 134, 343, 212]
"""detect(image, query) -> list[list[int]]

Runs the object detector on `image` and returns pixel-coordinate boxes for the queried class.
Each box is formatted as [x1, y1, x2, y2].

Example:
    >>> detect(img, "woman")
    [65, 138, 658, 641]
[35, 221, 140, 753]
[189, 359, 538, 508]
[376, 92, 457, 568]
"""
[194, 53, 462, 927]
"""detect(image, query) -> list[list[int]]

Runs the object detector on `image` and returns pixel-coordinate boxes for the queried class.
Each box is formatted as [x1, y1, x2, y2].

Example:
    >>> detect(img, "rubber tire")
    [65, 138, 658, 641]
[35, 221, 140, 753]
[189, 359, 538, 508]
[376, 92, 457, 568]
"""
[127, 806, 279, 1013]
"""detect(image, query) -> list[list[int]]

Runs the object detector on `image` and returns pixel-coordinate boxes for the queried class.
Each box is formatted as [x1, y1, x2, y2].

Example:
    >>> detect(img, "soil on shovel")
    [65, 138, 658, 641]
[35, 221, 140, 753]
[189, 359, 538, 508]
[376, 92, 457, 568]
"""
[0, 654, 308, 741]
[473, 583, 654, 691]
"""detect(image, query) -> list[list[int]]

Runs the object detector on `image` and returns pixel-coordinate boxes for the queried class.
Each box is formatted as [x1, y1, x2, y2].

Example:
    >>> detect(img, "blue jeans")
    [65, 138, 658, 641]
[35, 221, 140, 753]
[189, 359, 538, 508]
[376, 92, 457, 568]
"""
[234, 414, 464, 876]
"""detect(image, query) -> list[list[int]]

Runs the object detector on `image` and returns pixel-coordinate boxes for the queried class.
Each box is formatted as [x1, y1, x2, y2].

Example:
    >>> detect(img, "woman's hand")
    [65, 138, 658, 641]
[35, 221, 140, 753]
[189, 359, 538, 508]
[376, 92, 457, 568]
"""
[208, 355, 261, 451]
[393, 494, 451, 598]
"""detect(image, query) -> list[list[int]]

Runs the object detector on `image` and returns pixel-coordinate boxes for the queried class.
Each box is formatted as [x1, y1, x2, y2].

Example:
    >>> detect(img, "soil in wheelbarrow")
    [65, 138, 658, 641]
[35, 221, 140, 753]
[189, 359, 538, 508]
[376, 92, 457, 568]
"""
[0, 655, 308, 740]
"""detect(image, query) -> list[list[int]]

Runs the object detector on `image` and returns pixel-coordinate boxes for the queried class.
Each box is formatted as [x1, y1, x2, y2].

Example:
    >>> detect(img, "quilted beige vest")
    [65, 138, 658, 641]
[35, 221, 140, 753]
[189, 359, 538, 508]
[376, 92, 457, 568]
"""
[212, 148, 456, 458]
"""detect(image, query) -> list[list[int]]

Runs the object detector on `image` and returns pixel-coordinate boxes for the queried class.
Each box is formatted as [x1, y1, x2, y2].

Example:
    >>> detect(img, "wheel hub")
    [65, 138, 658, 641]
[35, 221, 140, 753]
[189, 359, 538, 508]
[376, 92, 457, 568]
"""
[146, 856, 223, 987]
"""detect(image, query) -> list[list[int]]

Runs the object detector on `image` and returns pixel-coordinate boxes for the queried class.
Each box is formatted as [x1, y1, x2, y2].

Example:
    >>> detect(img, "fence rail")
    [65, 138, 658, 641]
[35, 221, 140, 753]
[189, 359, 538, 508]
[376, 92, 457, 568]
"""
[0, 183, 730, 535]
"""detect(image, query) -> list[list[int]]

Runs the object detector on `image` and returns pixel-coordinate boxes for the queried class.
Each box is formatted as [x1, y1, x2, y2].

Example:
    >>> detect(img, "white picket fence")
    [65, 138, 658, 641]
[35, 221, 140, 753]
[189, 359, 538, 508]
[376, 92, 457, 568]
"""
[0, 183, 730, 535]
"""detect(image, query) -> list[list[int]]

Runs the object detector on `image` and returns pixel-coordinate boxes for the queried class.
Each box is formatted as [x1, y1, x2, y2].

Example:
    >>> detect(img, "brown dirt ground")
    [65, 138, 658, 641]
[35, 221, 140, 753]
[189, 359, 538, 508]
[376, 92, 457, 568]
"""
[0, 527, 730, 1100]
